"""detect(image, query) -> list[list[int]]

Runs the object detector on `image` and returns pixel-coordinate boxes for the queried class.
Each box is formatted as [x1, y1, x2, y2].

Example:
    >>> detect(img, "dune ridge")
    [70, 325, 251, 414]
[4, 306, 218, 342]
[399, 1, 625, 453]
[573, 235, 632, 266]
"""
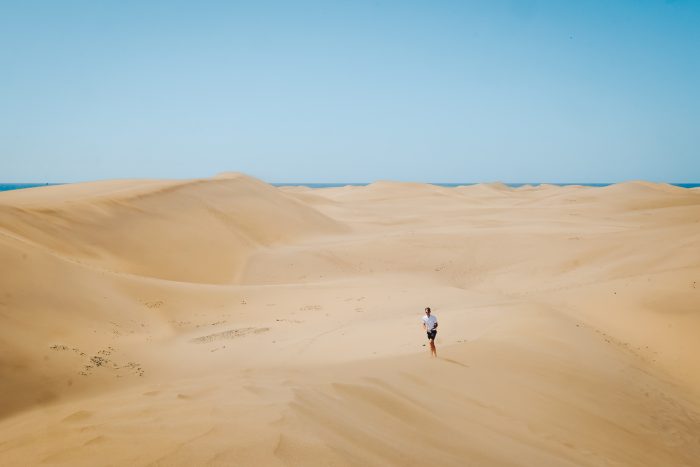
[0, 173, 344, 284]
[1, 175, 699, 466]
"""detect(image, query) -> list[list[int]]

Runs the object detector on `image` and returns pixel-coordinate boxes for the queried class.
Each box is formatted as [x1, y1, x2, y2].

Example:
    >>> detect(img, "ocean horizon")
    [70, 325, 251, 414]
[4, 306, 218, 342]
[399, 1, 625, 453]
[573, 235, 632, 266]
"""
[1, 182, 700, 193]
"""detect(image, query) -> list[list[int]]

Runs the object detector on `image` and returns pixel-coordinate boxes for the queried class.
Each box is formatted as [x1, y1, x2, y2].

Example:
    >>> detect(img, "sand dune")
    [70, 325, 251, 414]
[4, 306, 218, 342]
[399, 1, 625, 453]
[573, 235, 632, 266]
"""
[0, 173, 343, 283]
[1, 175, 699, 466]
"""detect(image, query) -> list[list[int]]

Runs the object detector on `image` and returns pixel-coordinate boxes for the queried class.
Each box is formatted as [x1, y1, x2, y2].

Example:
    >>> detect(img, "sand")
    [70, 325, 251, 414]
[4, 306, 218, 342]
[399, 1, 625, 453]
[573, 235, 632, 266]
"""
[0, 173, 699, 466]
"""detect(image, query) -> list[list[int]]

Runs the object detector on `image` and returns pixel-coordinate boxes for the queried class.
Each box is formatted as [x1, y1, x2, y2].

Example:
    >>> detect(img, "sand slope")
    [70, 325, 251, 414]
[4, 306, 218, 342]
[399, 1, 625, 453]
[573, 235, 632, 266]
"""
[0, 173, 344, 283]
[1, 176, 699, 466]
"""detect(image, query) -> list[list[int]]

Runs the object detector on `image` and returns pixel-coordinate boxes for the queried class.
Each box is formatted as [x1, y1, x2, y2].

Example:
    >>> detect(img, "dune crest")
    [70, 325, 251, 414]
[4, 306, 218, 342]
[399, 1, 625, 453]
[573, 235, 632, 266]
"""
[0, 175, 345, 284]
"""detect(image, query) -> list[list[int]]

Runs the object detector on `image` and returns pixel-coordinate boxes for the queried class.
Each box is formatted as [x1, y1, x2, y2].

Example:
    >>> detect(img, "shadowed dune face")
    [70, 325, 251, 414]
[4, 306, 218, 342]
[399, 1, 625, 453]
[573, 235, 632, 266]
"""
[0, 176, 699, 466]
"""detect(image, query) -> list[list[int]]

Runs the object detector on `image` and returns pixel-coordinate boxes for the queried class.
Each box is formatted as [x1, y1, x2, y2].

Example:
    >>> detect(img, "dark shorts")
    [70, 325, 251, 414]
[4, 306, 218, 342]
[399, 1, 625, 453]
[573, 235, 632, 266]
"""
[427, 330, 437, 340]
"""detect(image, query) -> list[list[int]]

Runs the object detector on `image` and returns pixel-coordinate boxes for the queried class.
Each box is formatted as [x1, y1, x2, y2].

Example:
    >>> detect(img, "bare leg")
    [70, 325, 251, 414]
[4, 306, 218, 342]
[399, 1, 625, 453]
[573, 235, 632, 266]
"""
[429, 339, 437, 357]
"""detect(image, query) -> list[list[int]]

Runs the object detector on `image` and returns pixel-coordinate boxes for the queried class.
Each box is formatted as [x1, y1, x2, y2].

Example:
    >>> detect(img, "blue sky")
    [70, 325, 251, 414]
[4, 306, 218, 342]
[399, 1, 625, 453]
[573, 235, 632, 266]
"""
[1, 0, 698, 183]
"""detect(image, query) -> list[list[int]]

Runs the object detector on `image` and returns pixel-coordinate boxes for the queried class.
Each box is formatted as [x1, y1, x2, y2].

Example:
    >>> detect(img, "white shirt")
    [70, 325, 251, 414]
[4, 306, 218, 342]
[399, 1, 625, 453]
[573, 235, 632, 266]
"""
[422, 314, 438, 331]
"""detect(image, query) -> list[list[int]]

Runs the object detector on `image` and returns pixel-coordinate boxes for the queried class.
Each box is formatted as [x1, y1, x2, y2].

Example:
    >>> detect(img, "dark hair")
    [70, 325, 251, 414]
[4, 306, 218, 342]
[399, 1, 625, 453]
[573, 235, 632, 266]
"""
[425, 307, 431, 312]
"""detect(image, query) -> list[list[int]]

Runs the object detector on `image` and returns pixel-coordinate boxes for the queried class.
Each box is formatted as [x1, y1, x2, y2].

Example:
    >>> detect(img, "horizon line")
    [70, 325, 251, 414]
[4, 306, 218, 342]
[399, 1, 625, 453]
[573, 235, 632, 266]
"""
[2, 180, 700, 186]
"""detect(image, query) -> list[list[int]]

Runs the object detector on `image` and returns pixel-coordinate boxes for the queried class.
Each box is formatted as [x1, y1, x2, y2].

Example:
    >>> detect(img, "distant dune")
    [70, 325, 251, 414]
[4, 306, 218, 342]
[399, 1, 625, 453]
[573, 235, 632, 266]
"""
[0, 173, 344, 283]
[1, 175, 699, 466]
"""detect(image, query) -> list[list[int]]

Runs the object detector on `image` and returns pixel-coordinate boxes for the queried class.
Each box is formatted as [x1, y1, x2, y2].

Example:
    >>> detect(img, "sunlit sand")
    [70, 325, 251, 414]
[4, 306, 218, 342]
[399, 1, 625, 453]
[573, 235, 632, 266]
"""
[1, 173, 699, 466]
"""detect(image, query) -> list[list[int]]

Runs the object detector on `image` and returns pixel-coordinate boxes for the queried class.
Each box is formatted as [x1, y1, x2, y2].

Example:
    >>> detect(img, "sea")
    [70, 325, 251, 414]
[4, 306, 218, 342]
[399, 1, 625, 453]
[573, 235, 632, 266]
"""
[0, 183, 62, 192]
[1, 182, 699, 193]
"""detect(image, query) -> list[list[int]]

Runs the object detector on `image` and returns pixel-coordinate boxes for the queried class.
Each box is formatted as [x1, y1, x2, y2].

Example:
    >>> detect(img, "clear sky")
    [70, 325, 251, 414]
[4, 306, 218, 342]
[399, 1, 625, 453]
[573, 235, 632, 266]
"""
[1, 0, 698, 183]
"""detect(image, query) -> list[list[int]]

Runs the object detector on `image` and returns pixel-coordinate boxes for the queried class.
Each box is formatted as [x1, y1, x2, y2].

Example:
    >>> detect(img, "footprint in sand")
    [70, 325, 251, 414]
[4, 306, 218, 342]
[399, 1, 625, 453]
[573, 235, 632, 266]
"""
[51, 344, 141, 377]
[189, 327, 270, 344]
[143, 300, 165, 309]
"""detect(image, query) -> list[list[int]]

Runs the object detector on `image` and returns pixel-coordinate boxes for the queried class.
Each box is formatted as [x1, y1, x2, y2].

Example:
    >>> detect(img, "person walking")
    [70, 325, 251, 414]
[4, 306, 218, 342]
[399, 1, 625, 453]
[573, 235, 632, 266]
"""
[422, 307, 438, 357]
